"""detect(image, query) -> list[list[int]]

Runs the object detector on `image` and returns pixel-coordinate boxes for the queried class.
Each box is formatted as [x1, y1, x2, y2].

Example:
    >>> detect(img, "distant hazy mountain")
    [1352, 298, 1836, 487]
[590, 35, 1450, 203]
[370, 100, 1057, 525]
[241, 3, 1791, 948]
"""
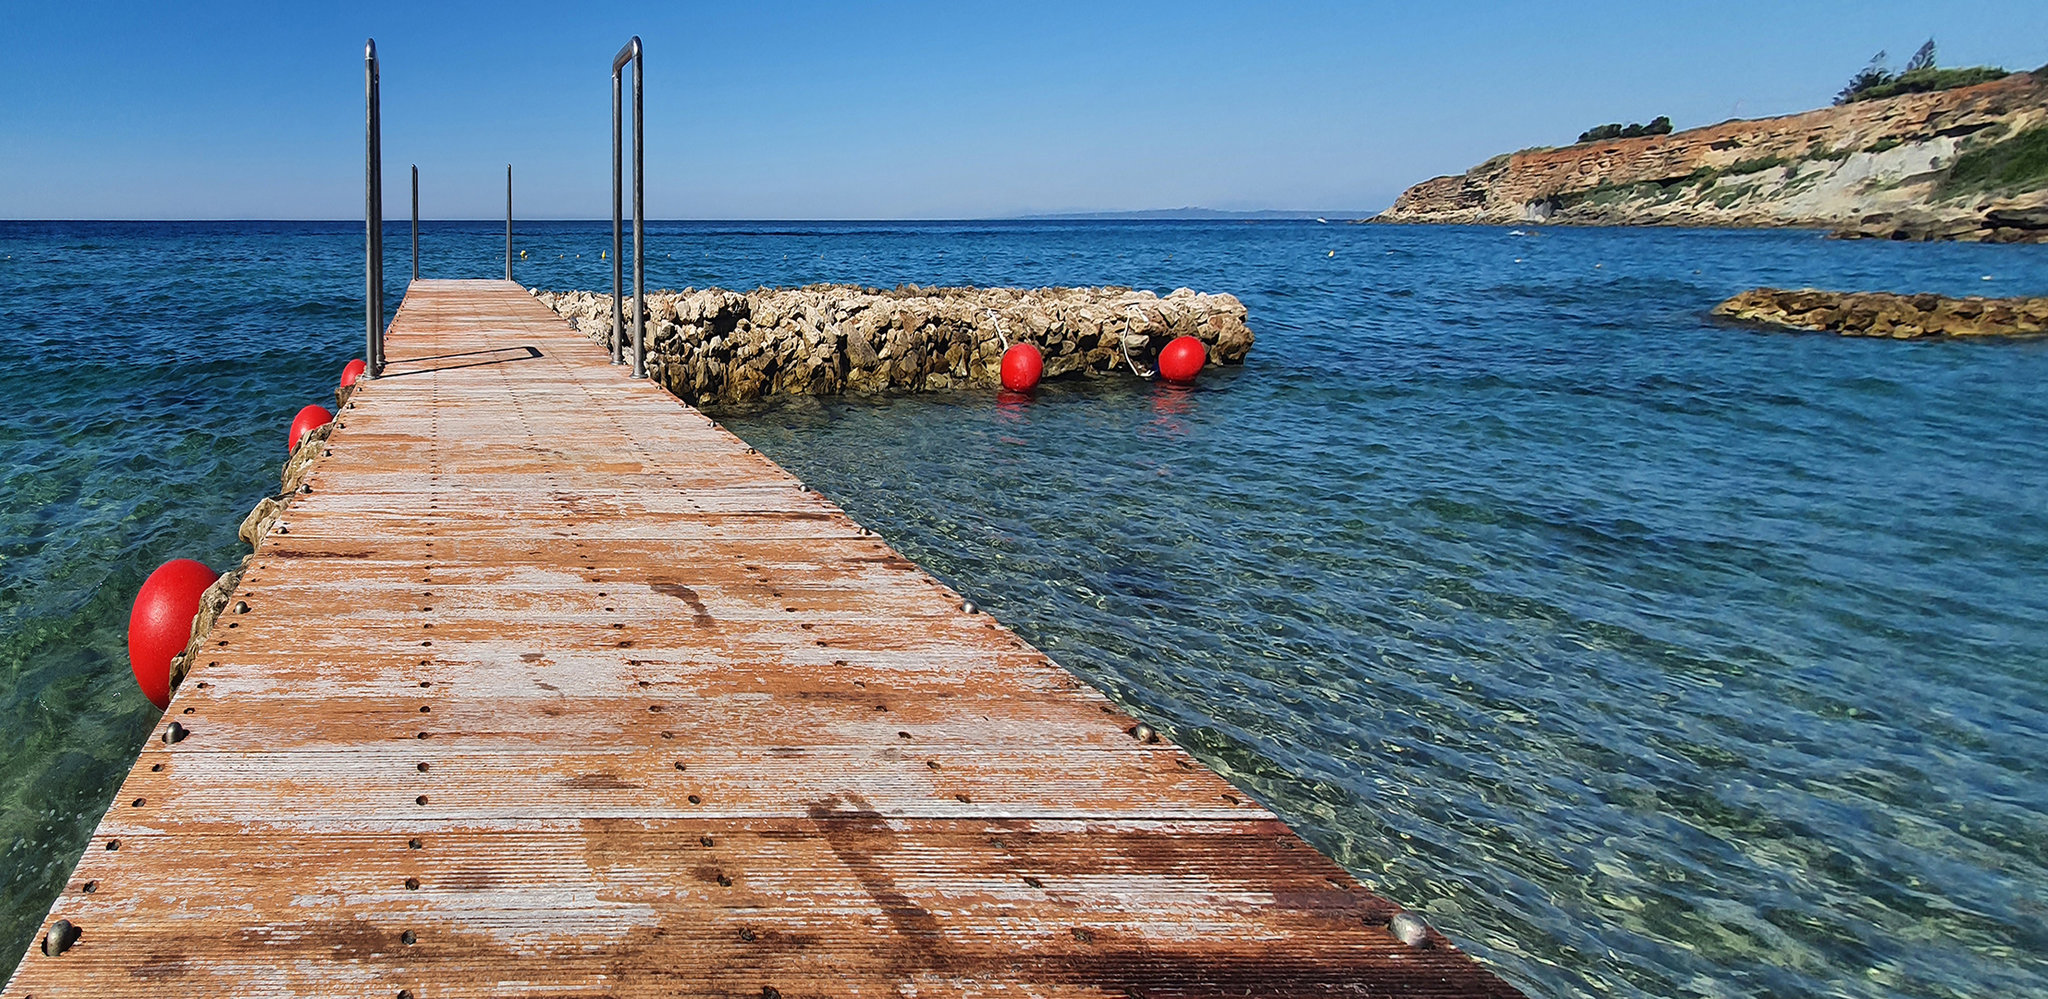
[1014, 207, 1372, 221]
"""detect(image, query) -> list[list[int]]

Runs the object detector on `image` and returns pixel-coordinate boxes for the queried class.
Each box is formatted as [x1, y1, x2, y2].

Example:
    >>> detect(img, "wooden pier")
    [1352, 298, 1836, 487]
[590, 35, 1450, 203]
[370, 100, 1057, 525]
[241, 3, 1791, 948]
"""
[7, 280, 1521, 997]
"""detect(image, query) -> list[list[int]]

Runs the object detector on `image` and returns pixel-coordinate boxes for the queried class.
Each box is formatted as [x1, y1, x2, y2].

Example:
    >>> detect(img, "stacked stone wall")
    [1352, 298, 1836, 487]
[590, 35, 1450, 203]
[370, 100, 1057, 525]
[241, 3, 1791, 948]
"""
[535, 284, 1254, 406]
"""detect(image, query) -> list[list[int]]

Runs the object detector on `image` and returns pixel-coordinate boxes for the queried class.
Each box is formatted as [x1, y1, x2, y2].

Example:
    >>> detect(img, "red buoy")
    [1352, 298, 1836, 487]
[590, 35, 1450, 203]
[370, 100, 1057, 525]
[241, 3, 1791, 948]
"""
[339, 358, 366, 388]
[1000, 343, 1044, 392]
[288, 404, 333, 453]
[1157, 335, 1207, 383]
[128, 559, 219, 709]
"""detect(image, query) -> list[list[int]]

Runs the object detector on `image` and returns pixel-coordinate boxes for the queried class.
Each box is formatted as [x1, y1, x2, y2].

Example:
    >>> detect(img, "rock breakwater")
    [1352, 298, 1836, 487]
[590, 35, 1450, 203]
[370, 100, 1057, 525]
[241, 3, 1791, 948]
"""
[1378, 71, 2048, 241]
[533, 284, 1254, 406]
[1713, 287, 2048, 338]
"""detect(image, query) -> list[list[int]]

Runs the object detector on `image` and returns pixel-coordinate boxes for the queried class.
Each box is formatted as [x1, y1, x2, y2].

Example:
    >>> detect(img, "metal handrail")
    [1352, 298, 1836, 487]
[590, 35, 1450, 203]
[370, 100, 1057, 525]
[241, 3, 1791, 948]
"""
[612, 36, 646, 378]
[364, 39, 384, 377]
[505, 164, 513, 281]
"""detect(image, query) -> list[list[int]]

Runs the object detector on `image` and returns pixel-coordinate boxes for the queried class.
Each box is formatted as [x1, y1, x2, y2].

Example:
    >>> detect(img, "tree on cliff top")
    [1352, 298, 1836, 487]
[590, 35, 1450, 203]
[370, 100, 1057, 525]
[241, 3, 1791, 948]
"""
[1836, 39, 2008, 104]
[1837, 50, 1893, 104]
[1577, 116, 1673, 144]
[1904, 40, 1936, 74]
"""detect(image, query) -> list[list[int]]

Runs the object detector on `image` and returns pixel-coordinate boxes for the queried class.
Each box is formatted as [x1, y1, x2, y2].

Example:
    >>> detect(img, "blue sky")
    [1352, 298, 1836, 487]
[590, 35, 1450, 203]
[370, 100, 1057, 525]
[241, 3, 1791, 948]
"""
[4, 1, 2044, 219]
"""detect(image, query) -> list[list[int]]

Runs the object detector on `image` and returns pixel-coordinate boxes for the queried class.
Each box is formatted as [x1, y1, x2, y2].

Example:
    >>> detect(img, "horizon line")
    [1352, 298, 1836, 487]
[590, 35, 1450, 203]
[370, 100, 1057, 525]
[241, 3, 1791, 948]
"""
[0, 212, 1380, 225]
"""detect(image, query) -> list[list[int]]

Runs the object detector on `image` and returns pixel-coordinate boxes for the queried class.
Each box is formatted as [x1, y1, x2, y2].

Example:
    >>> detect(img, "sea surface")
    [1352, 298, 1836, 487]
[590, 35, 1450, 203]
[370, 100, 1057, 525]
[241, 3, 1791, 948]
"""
[1, 219, 2045, 997]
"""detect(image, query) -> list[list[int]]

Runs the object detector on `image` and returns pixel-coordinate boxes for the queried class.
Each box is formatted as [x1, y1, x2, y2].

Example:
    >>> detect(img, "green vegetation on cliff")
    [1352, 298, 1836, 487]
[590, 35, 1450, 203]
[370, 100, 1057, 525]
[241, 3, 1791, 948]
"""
[1836, 40, 2007, 104]
[1847, 66, 2011, 102]
[1944, 124, 2048, 193]
[1577, 116, 1672, 143]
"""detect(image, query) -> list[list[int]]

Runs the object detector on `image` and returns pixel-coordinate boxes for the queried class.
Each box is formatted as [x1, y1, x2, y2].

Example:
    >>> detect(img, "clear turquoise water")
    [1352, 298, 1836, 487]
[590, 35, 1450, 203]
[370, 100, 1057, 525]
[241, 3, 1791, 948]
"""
[2, 220, 2045, 997]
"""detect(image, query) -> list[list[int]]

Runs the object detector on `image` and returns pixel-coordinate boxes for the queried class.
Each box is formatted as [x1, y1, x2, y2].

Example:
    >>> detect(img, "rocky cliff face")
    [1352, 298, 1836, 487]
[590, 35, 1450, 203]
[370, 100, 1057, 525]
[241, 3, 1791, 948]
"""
[534, 284, 1253, 407]
[1378, 72, 2048, 241]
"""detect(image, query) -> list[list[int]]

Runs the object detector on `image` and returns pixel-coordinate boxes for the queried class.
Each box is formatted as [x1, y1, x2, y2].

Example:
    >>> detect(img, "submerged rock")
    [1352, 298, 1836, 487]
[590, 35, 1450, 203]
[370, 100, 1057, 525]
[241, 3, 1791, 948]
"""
[1712, 287, 2048, 338]
[532, 283, 1254, 407]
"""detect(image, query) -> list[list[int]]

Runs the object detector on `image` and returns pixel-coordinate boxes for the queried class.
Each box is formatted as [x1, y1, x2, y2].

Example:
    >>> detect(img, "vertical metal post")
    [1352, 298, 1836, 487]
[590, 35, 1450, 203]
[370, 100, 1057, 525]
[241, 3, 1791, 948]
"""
[610, 57, 625, 365]
[505, 164, 513, 282]
[365, 40, 383, 378]
[632, 44, 645, 380]
[410, 165, 419, 282]
[610, 37, 643, 376]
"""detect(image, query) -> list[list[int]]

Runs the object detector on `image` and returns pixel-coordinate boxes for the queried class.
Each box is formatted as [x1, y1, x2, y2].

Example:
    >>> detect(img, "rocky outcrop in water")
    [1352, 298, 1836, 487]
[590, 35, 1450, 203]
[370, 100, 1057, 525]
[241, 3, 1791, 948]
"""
[1713, 288, 2048, 338]
[1378, 72, 2048, 241]
[533, 284, 1253, 406]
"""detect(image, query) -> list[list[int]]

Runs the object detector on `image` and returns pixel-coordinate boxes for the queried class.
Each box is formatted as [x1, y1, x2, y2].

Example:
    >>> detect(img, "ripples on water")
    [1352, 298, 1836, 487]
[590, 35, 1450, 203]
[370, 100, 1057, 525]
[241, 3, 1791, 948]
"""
[1, 220, 2044, 997]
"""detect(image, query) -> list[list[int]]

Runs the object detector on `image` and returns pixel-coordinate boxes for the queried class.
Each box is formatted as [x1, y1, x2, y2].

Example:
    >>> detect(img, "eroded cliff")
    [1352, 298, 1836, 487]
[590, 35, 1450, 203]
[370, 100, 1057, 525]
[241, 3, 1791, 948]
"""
[1378, 72, 2048, 241]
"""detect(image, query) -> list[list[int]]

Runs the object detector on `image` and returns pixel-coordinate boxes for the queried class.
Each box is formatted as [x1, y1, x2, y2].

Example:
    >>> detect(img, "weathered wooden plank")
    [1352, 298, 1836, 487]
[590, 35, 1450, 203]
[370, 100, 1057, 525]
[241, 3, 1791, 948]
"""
[32, 822, 1515, 998]
[5, 280, 1521, 998]
[142, 677, 1151, 753]
[99, 748, 1263, 829]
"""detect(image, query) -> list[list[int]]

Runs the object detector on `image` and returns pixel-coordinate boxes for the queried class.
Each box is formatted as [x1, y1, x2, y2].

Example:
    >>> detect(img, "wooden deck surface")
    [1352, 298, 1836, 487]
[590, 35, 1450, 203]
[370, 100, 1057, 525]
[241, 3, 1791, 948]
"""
[7, 280, 1522, 997]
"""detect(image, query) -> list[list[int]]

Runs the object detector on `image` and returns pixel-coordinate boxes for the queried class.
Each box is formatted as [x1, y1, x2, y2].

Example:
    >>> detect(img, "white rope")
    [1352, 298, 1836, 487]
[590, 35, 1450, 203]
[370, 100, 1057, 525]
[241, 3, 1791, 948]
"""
[984, 308, 1010, 350]
[1121, 307, 1156, 378]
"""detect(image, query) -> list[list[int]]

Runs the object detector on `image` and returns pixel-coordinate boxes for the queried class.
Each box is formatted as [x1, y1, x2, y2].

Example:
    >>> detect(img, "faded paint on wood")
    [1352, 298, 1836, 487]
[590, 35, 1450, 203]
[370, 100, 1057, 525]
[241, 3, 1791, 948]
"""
[6, 280, 1523, 997]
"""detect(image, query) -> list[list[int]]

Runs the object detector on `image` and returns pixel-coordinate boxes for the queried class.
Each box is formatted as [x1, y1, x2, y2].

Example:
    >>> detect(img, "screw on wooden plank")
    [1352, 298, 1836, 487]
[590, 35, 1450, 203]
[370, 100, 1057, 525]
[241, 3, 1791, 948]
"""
[41, 919, 78, 956]
[1129, 723, 1159, 744]
[961, 600, 978, 614]
[233, 600, 250, 614]
[1389, 911, 1433, 948]
[163, 721, 189, 744]
[400, 930, 417, 945]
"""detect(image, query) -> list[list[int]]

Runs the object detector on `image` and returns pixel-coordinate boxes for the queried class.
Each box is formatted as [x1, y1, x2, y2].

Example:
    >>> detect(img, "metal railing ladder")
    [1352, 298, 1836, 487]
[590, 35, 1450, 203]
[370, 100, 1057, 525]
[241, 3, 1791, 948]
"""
[613, 36, 646, 378]
[364, 40, 384, 378]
